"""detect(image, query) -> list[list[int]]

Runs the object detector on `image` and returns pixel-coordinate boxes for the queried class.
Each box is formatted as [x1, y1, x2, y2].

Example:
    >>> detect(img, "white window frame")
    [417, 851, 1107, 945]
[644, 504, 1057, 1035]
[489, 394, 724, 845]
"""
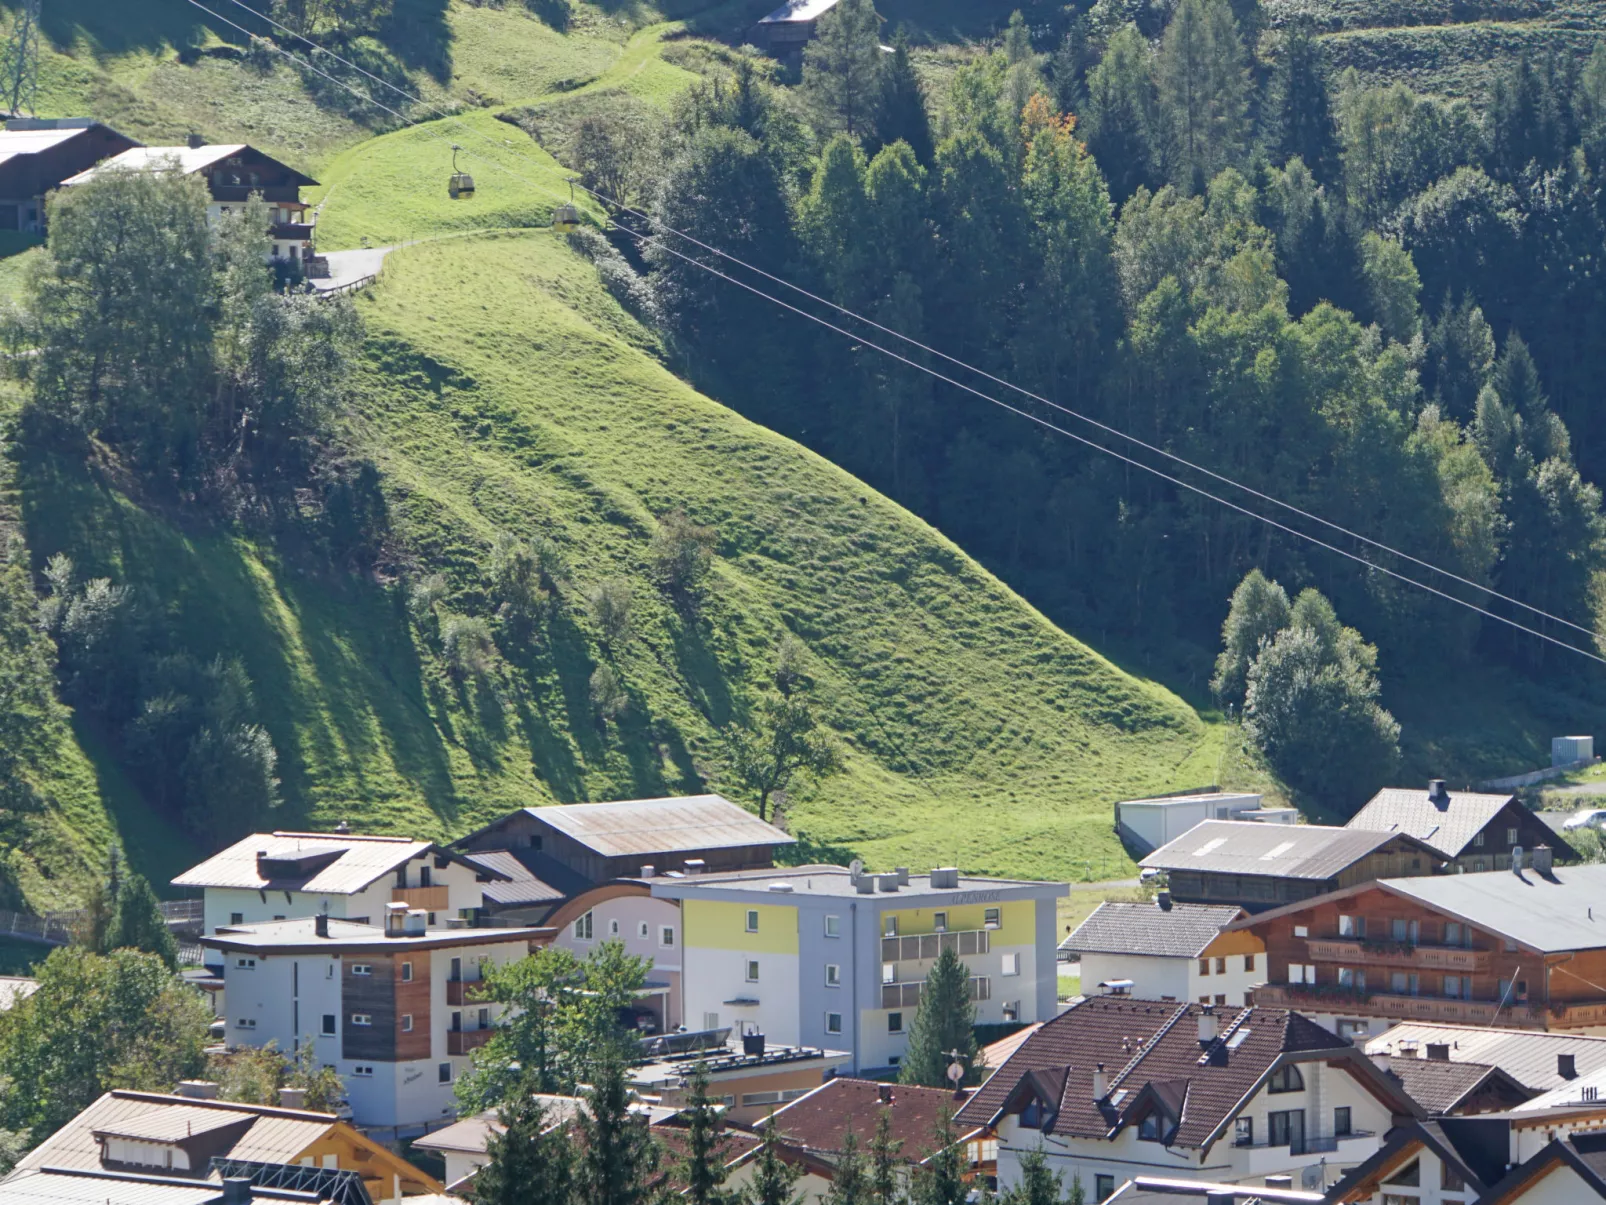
[235, 1017, 257, 1030]
[351, 963, 372, 977]
[888, 1012, 904, 1033]
[984, 907, 1001, 929]
[609, 918, 621, 937]
[746, 910, 760, 933]
[352, 1065, 374, 1077]
[574, 912, 594, 941]
[1002, 952, 1020, 976]
[350, 1013, 372, 1027]
[235, 957, 256, 970]
[401, 961, 413, 982]
[825, 914, 841, 938]
[660, 926, 675, 948]
[826, 963, 841, 987]
[402, 1014, 414, 1032]
[933, 912, 948, 933]
[639, 922, 650, 939]
[825, 1011, 843, 1035]
[746, 960, 760, 983]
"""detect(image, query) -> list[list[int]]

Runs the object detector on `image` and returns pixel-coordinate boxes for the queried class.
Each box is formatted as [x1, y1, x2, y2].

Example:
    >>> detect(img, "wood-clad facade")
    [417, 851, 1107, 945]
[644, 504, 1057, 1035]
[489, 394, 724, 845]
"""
[1166, 835, 1435, 911]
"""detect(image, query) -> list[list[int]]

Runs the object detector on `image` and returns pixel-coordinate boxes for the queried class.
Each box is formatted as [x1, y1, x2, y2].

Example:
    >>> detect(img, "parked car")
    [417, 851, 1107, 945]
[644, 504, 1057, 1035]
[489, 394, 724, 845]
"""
[1563, 808, 1606, 830]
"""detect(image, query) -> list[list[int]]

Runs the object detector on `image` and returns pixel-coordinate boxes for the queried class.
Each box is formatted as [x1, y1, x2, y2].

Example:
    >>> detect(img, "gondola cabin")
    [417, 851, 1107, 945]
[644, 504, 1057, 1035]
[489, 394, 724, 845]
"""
[552, 202, 581, 232]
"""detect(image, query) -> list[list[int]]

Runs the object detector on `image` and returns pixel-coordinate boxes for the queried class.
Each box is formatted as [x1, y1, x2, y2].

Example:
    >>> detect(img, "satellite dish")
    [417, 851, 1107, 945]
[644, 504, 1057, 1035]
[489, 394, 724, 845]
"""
[946, 1061, 965, 1084]
[849, 859, 864, 879]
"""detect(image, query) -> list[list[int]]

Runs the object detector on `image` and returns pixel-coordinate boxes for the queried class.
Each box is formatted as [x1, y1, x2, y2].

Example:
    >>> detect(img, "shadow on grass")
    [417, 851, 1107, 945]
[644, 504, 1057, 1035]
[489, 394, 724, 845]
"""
[776, 828, 858, 867]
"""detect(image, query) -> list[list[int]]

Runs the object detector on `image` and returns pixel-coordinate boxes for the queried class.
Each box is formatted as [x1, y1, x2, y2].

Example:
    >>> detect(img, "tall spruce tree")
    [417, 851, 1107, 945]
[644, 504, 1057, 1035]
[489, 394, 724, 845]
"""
[872, 31, 934, 165]
[476, 1089, 574, 1205]
[679, 1062, 734, 1205]
[909, 1110, 965, 1205]
[823, 1131, 869, 1205]
[106, 869, 179, 970]
[898, 947, 977, 1087]
[1084, 25, 1157, 200]
[1262, 19, 1339, 183]
[575, 1058, 660, 1205]
[1155, 0, 1250, 192]
[869, 1110, 901, 1205]
[803, 0, 883, 138]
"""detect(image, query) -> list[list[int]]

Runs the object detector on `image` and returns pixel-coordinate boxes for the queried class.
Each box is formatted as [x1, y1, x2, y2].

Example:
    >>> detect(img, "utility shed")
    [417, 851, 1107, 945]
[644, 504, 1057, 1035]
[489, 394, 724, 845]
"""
[0, 119, 138, 232]
[1141, 820, 1442, 912]
[750, 0, 845, 49]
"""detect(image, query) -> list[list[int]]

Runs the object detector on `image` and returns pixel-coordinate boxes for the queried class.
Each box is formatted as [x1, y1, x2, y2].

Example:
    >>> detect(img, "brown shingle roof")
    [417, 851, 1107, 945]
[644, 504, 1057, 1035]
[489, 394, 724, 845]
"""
[1347, 787, 1520, 859]
[763, 1079, 982, 1161]
[958, 998, 1407, 1151]
[1383, 1057, 1530, 1115]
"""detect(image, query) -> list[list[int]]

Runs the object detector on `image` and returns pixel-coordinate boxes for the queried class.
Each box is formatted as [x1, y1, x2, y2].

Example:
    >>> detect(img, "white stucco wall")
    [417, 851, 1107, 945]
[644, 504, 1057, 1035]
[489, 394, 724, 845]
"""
[558, 895, 683, 1028]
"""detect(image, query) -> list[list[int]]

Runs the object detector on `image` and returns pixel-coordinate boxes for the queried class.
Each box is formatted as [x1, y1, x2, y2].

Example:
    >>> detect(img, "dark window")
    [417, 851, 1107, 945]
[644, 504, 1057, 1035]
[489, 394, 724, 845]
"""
[321, 1014, 336, 1036]
[1138, 1113, 1165, 1141]
[439, 1062, 452, 1084]
[1095, 1175, 1114, 1202]
[1234, 1118, 1253, 1147]
[1442, 1163, 1466, 1191]
[1268, 1064, 1305, 1093]
[420, 866, 432, 888]
[230, 912, 244, 925]
[395, 866, 407, 888]
[1020, 1100, 1042, 1129]
[1335, 1106, 1352, 1137]
[888, 1012, 903, 1033]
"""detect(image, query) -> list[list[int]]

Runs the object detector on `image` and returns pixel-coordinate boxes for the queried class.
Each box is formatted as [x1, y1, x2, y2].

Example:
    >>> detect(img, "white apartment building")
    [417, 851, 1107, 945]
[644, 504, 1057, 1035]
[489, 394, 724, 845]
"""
[203, 910, 545, 1132]
[548, 882, 685, 1031]
[1061, 896, 1266, 1006]
[650, 865, 1068, 1073]
[173, 831, 506, 939]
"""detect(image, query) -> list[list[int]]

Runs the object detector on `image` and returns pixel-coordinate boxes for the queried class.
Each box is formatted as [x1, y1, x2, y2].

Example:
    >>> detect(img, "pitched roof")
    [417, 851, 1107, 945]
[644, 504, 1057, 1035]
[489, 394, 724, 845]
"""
[1383, 1056, 1532, 1115]
[12, 1091, 336, 1176]
[171, 831, 499, 894]
[460, 850, 565, 906]
[1347, 786, 1526, 859]
[1060, 901, 1244, 958]
[756, 0, 844, 23]
[1325, 1118, 1506, 1204]
[1139, 820, 1440, 880]
[957, 998, 1410, 1151]
[762, 1079, 982, 1161]
[0, 124, 116, 165]
[518, 795, 795, 858]
[0, 1169, 228, 1205]
[1474, 1129, 1606, 1203]
[1378, 864, 1606, 953]
[1367, 1023, 1606, 1092]
[0, 976, 37, 1010]
[980, 1023, 1041, 1071]
[61, 145, 316, 187]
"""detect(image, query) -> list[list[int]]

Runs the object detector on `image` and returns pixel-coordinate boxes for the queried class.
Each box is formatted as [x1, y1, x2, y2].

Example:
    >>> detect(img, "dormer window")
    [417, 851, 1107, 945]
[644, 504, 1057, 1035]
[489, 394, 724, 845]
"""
[1138, 1112, 1166, 1142]
[1020, 1100, 1043, 1129]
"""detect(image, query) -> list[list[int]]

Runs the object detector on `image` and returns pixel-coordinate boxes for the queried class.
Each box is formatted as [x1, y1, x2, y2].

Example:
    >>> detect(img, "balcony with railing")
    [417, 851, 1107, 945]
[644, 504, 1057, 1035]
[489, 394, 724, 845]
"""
[269, 222, 315, 241]
[1253, 983, 1540, 1026]
[1305, 937, 1487, 972]
[881, 929, 992, 964]
[391, 885, 449, 911]
[882, 976, 991, 1009]
[446, 976, 491, 1007]
[447, 1026, 495, 1056]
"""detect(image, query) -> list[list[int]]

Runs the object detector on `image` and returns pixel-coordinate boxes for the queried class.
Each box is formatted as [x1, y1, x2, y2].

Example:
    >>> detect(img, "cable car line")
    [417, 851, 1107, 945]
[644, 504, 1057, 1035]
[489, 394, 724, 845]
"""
[180, 0, 1606, 666]
[208, 0, 1604, 644]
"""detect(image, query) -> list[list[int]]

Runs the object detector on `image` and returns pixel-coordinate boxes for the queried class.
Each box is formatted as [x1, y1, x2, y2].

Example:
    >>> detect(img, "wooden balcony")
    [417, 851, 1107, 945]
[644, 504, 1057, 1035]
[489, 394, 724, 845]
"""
[447, 1027, 495, 1056]
[1306, 938, 1487, 972]
[446, 978, 489, 1007]
[391, 886, 448, 911]
[269, 221, 315, 241]
[1254, 983, 1539, 1026]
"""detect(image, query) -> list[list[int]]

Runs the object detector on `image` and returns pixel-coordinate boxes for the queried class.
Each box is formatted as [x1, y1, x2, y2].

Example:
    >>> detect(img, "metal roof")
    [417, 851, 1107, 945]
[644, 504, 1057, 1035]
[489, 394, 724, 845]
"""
[1347, 786, 1520, 858]
[91, 1105, 256, 1142]
[0, 1169, 225, 1205]
[462, 851, 565, 906]
[0, 126, 102, 171]
[1140, 819, 1437, 880]
[1060, 901, 1244, 958]
[1378, 863, 1606, 952]
[1368, 1023, 1606, 1091]
[12, 1092, 336, 1177]
[756, 0, 843, 23]
[1381, 1056, 1524, 1115]
[171, 831, 433, 894]
[524, 795, 794, 858]
[61, 145, 317, 188]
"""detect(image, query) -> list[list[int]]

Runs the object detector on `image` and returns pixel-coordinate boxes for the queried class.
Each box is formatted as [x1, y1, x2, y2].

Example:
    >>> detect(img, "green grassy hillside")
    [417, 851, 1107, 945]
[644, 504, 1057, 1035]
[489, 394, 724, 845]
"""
[14, 229, 1224, 896]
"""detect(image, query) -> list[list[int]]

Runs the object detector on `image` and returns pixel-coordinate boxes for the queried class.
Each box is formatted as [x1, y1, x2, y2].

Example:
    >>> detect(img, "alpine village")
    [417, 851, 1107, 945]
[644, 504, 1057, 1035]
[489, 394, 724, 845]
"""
[11, 0, 1606, 1204]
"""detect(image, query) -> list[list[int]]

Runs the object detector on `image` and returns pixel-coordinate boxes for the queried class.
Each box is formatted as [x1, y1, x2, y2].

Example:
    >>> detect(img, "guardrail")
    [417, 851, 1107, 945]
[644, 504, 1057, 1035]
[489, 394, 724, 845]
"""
[316, 272, 378, 298]
[0, 909, 73, 946]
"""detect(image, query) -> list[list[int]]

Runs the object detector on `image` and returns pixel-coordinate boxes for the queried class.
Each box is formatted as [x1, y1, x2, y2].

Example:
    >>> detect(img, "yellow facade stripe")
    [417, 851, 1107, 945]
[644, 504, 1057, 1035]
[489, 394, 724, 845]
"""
[881, 900, 1037, 946]
[683, 899, 799, 954]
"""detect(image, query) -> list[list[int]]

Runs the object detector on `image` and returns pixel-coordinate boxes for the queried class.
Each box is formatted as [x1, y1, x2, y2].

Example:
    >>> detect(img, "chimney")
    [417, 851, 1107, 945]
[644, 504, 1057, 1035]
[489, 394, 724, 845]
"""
[335, 820, 350, 835]
[1512, 846, 1526, 873]
[176, 1080, 220, 1100]
[877, 873, 900, 892]
[1157, 890, 1172, 911]
[1198, 1006, 1218, 1047]
[878, 1084, 894, 1104]
[222, 1178, 252, 1205]
[314, 913, 329, 939]
[1426, 1043, 1451, 1062]
[1370, 1052, 1393, 1075]
[930, 867, 959, 889]
[278, 1086, 306, 1110]
[684, 859, 705, 876]
[1429, 779, 1450, 805]
[187, 132, 206, 150]
[856, 875, 876, 895]
[404, 908, 428, 935]
[1533, 845, 1554, 874]
[895, 867, 909, 886]
[1560, 1053, 1579, 1080]
[1091, 1063, 1108, 1100]
[386, 902, 408, 936]
[640, 864, 655, 878]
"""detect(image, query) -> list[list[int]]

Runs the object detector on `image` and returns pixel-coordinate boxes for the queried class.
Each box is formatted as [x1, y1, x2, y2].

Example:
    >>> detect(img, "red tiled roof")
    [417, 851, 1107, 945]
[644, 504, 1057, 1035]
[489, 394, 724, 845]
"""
[651, 1122, 762, 1191]
[958, 997, 1405, 1151]
[763, 1079, 981, 1162]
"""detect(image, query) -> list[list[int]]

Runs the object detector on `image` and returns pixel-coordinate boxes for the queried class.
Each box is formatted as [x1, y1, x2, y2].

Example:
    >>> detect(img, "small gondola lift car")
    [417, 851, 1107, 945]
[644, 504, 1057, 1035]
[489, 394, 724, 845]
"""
[447, 144, 474, 199]
[552, 178, 581, 232]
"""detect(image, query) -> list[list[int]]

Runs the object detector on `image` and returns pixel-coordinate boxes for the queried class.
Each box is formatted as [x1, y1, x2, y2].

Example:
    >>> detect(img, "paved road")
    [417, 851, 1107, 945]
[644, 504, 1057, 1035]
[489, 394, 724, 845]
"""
[311, 245, 395, 293]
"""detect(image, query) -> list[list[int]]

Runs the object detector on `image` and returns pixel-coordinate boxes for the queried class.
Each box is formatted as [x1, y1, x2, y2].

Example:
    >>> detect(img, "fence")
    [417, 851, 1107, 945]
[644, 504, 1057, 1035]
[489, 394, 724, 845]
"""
[316, 272, 378, 298]
[0, 909, 73, 946]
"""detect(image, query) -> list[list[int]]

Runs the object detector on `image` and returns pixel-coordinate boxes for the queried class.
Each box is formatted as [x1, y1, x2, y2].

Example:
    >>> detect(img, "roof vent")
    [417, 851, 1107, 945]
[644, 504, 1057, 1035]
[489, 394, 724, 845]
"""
[895, 868, 909, 886]
[176, 1080, 220, 1100]
[386, 902, 408, 936]
[404, 909, 427, 935]
[1533, 845, 1554, 874]
[1513, 846, 1525, 872]
[278, 1087, 306, 1109]
[187, 132, 206, 150]
[877, 873, 900, 893]
[1428, 779, 1450, 805]
[1370, 1052, 1393, 1075]
[314, 913, 329, 939]
[222, 1178, 252, 1205]
[855, 875, 876, 895]
[930, 867, 959, 889]
[878, 1084, 894, 1104]
[1560, 1053, 1579, 1080]
[640, 865, 656, 879]
[335, 820, 350, 835]
[1426, 1043, 1451, 1062]
[445, 917, 469, 929]
[1156, 890, 1172, 911]
[768, 881, 795, 893]
[684, 859, 706, 876]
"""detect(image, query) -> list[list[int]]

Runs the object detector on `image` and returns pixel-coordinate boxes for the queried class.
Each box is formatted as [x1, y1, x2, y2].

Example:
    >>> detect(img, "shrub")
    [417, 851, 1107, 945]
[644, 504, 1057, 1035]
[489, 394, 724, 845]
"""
[443, 616, 498, 679]
[584, 579, 635, 650]
[589, 664, 628, 722]
[649, 509, 717, 607]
